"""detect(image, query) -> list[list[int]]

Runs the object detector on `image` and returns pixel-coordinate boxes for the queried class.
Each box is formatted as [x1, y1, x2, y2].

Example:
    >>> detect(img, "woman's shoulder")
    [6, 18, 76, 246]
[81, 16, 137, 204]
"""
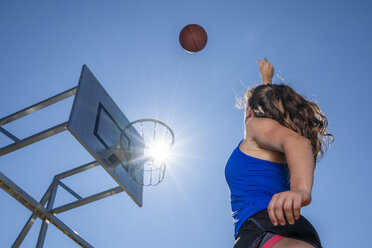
[240, 138, 285, 164]
[245, 116, 308, 152]
[246, 117, 282, 134]
[244, 117, 281, 147]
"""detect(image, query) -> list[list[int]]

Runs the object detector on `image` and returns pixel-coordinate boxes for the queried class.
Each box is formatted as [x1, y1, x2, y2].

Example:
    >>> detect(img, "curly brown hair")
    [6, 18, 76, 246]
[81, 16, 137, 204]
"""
[244, 84, 334, 163]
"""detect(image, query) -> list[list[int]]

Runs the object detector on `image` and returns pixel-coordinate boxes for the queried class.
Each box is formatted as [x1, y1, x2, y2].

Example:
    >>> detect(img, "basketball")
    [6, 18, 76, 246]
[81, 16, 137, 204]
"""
[179, 24, 208, 53]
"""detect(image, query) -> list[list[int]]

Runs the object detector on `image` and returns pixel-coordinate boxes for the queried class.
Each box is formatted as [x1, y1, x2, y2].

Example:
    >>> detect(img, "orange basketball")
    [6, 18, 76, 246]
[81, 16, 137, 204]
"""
[179, 24, 208, 53]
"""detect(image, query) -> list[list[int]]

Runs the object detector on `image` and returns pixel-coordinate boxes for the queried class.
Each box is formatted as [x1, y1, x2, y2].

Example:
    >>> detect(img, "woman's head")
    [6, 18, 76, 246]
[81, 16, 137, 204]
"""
[243, 84, 334, 162]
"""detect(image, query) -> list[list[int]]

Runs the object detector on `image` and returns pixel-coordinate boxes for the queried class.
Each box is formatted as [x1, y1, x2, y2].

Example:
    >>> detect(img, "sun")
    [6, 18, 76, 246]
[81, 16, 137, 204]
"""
[146, 140, 171, 164]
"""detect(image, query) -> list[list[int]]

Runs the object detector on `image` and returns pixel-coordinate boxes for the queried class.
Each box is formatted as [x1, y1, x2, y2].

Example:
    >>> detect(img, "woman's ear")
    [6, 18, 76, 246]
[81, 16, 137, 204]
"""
[245, 105, 254, 123]
[246, 106, 253, 118]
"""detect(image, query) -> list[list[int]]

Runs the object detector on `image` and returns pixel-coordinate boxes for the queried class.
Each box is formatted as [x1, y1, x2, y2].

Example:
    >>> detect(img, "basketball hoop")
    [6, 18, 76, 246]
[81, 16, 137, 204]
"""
[120, 119, 175, 186]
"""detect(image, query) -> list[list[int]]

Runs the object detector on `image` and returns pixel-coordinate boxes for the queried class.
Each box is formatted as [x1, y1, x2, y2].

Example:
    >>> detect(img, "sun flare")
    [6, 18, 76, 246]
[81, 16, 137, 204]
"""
[146, 141, 171, 164]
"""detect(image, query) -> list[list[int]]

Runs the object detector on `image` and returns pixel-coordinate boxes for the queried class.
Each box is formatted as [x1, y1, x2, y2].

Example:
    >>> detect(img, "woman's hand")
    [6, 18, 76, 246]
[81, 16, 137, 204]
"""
[257, 57, 274, 85]
[267, 190, 311, 226]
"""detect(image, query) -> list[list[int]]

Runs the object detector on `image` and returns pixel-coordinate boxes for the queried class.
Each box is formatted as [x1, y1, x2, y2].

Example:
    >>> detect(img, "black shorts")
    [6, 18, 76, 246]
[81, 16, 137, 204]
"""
[234, 209, 322, 248]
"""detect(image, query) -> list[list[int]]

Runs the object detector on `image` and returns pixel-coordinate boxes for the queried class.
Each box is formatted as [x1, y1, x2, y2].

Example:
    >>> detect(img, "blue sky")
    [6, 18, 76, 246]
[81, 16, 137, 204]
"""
[0, 0, 371, 247]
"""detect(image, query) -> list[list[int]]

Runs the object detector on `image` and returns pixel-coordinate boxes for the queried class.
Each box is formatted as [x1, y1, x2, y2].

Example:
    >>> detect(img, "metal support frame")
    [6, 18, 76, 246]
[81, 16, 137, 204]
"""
[52, 186, 123, 214]
[0, 87, 97, 247]
[50, 161, 124, 215]
[9, 161, 98, 247]
[0, 87, 76, 127]
[0, 172, 93, 248]
[0, 86, 135, 247]
[6, 160, 124, 247]
[36, 179, 58, 248]
[0, 122, 67, 156]
[56, 178, 83, 200]
[56, 161, 99, 179]
[12, 182, 54, 247]
[0, 87, 76, 156]
[0, 126, 19, 142]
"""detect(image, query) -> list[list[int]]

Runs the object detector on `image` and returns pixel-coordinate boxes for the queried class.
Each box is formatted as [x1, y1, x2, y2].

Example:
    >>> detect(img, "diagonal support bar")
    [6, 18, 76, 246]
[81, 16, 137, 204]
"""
[0, 87, 77, 126]
[13, 161, 99, 247]
[51, 186, 123, 214]
[56, 161, 99, 179]
[36, 180, 58, 248]
[0, 172, 93, 248]
[0, 127, 19, 142]
[13, 214, 37, 248]
[0, 122, 67, 156]
[12, 182, 54, 248]
[56, 178, 82, 200]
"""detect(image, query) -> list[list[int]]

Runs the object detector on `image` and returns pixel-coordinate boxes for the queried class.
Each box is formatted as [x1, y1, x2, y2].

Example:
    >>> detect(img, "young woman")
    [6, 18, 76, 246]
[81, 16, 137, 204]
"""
[225, 58, 333, 248]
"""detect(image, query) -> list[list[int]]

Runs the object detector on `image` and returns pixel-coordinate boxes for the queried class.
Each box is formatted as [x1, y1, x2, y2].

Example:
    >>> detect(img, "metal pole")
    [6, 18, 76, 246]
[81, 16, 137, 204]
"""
[11, 161, 99, 247]
[0, 126, 19, 142]
[0, 122, 67, 156]
[0, 172, 93, 247]
[55, 178, 82, 200]
[0, 87, 77, 126]
[36, 179, 58, 248]
[56, 161, 99, 179]
[12, 183, 53, 248]
[51, 186, 123, 214]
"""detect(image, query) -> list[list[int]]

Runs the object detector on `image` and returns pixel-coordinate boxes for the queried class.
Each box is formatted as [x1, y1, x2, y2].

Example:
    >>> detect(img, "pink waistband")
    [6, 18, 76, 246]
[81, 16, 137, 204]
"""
[261, 234, 285, 248]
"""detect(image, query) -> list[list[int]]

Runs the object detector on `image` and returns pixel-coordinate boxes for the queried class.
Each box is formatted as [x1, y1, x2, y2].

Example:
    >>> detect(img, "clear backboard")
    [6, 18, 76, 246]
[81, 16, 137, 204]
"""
[67, 65, 144, 207]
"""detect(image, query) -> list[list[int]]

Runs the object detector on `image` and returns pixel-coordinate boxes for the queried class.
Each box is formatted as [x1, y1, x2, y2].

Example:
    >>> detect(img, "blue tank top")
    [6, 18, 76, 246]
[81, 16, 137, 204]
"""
[225, 140, 290, 237]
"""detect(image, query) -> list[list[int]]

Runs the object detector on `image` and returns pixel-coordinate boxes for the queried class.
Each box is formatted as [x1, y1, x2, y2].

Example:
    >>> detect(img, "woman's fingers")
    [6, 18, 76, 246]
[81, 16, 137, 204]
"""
[257, 58, 270, 67]
[257, 57, 274, 85]
[268, 193, 279, 226]
[257, 59, 263, 66]
[293, 194, 302, 220]
[283, 196, 295, 225]
[268, 191, 303, 226]
[274, 193, 286, 225]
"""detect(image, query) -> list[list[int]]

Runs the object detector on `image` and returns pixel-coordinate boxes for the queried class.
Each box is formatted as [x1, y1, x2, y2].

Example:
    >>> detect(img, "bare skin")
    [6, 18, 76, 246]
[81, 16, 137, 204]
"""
[257, 57, 274, 85]
[242, 58, 315, 247]
[273, 237, 314, 248]
[239, 137, 285, 165]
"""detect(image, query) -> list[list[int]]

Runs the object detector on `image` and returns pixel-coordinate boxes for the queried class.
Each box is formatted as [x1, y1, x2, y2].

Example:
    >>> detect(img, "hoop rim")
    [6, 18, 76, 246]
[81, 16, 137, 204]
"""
[123, 118, 175, 147]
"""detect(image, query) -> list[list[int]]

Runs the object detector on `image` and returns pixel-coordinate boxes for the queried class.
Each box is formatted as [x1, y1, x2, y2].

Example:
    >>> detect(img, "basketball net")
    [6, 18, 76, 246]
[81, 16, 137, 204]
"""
[119, 119, 175, 186]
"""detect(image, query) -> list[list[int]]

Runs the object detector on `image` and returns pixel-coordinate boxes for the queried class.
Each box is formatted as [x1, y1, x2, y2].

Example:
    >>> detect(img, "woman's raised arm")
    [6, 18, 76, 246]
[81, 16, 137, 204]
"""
[257, 57, 274, 85]
[246, 117, 314, 226]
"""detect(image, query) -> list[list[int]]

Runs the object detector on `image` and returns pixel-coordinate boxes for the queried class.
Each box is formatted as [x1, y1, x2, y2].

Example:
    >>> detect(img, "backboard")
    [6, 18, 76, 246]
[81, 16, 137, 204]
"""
[67, 65, 144, 207]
